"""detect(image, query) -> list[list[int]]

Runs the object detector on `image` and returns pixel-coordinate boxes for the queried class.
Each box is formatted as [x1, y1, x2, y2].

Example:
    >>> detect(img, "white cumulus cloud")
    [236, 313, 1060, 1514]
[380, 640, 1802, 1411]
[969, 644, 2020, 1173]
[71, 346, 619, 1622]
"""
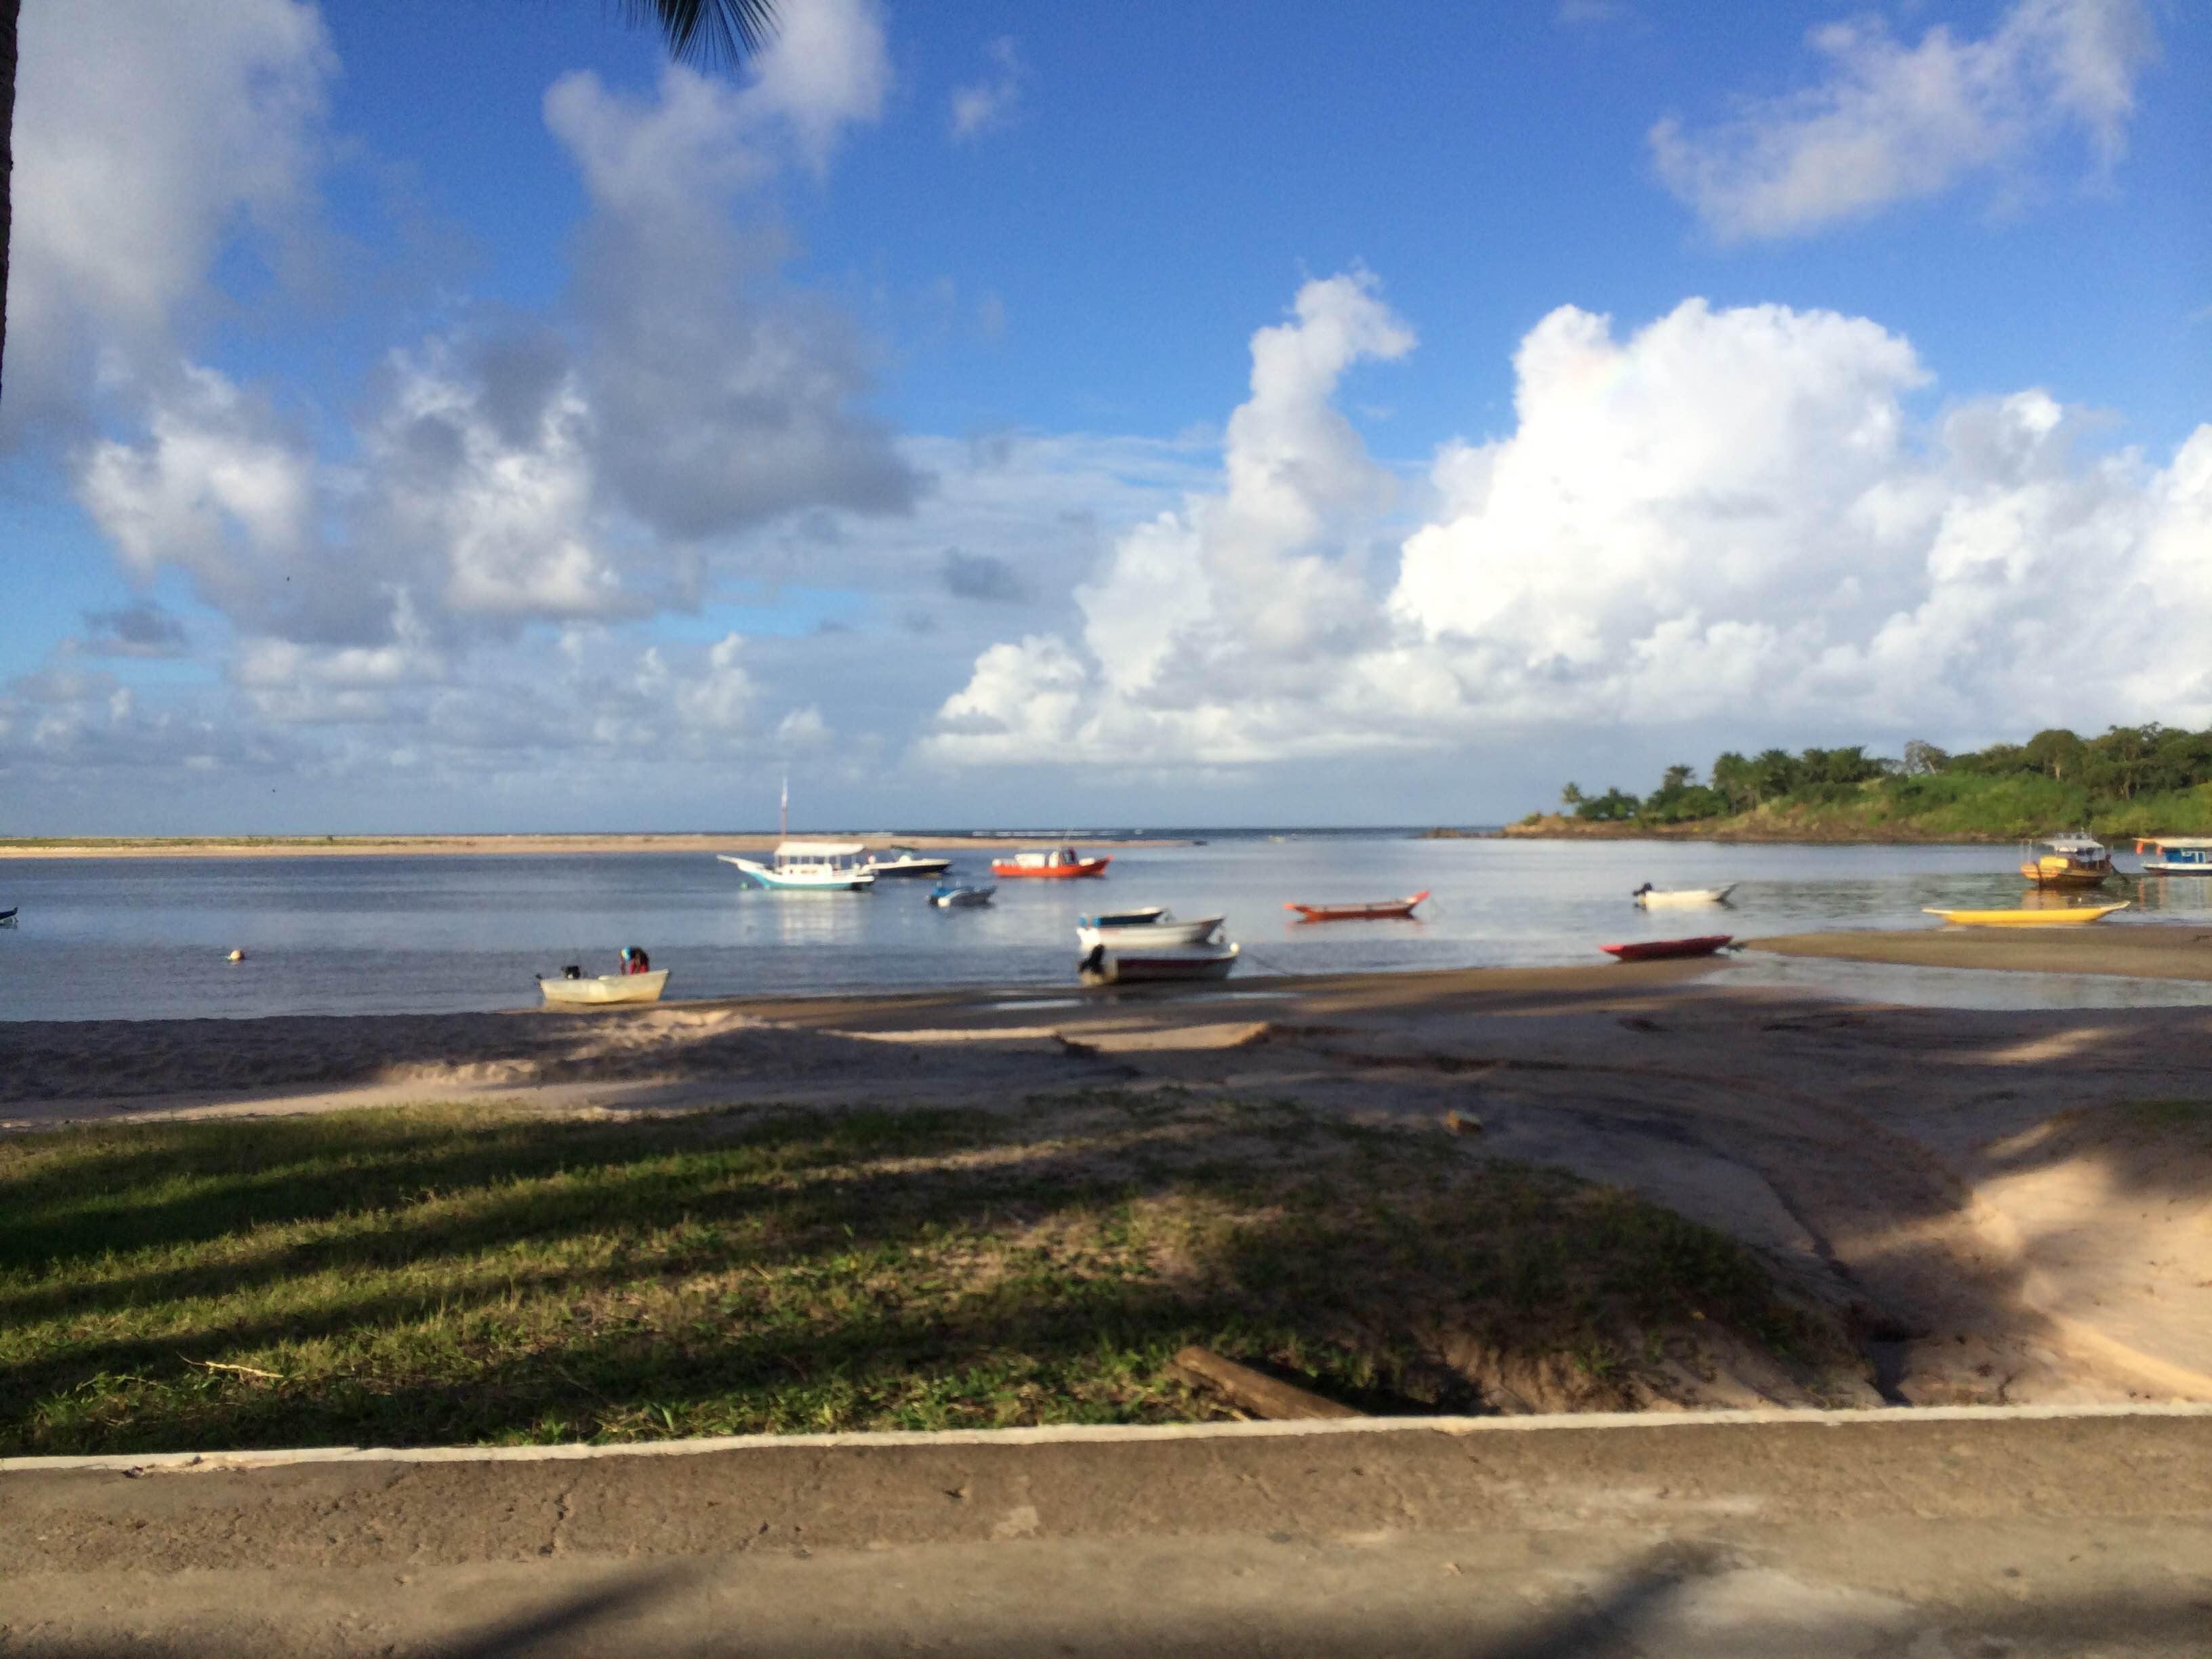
[950, 38, 1027, 142]
[1650, 0, 2158, 240]
[926, 276, 2212, 776]
[3, 0, 335, 444]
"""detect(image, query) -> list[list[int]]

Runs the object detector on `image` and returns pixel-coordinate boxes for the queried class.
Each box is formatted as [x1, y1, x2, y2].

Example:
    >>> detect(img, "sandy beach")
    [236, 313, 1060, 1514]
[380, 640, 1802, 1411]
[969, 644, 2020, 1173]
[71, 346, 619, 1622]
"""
[7, 942, 2210, 1414]
[0, 832, 1190, 861]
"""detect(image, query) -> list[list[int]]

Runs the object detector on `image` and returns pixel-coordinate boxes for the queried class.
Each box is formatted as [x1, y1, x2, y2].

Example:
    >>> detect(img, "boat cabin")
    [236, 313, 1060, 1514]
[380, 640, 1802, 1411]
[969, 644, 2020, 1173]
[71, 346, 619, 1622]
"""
[771, 840, 869, 876]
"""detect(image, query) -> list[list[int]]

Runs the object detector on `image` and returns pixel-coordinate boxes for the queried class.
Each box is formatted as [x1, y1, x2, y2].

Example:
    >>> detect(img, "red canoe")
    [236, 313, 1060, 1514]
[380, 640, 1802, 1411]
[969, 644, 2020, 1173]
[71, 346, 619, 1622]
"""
[1601, 935, 1734, 962]
[1285, 890, 1429, 922]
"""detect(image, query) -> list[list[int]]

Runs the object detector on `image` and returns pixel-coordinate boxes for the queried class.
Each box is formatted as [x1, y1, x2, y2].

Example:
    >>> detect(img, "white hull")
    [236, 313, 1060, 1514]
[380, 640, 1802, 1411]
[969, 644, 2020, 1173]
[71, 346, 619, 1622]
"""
[1076, 915, 1223, 951]
[864, 855, 954, 878]
[2142, 861, 2212, 875]
[1080, 943, 1240, 984]
[1635, 885, 1736, 907]
[718, 855, 875, 891]
[540, 969, 669, 1006]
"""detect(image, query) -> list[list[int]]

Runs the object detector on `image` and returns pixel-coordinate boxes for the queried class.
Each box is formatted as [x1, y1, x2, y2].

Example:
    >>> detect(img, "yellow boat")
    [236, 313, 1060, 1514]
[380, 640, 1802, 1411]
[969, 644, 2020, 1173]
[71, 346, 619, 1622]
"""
[1922, 903, 2130, 927]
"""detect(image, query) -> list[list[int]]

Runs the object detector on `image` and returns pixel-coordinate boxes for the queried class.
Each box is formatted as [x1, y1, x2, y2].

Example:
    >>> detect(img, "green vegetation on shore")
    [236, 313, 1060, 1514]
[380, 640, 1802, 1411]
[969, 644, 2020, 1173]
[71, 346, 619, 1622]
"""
[1524, 724, 2212, 841]
[0, 1098, 1847, 1455]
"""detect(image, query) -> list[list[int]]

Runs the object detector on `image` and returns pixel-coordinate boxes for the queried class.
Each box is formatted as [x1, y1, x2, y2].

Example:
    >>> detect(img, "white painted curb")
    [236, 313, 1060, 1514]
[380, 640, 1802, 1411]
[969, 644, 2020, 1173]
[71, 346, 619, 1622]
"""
[8, 1399, 2210, 1475]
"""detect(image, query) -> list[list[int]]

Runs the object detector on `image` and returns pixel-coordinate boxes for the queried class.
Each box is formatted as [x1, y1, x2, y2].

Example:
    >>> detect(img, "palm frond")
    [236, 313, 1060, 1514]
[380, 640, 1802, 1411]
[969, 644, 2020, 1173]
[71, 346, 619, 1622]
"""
[621, 0, 780, 68]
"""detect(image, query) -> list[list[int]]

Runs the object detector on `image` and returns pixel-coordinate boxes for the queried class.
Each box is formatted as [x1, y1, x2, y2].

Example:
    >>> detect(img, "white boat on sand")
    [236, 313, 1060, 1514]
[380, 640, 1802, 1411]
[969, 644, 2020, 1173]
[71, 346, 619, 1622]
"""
[1077, 909, 1224, 951]
[539, 969, 669, 1006]
[718, 842, 877, 890]
[1078, 941, 1240, 985]
[1633, 883, 1736, 907]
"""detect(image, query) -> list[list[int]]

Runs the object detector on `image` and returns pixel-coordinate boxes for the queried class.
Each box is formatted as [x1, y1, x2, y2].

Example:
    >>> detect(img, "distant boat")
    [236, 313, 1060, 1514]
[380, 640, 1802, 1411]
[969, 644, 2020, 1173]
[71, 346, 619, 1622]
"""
[1633, 883, 1736, 907]
[1076, 909, 1225, 951]
[1078, 941, 1240, 983]
[1923, 903, 2129, 927]
[861, 845, 954, 879]
[718, 842, 877, 890]
[1601, 935, 1733, 961]
[929, 881, 996, 909]
[0, 907, 15, 928]
[1284, 890, 1428, 922]
[992, 846, 1111, 880]
[539, 968, 670, 1006]
[2019, 834, 2112, 888]
[2135, 837, 2212, 875]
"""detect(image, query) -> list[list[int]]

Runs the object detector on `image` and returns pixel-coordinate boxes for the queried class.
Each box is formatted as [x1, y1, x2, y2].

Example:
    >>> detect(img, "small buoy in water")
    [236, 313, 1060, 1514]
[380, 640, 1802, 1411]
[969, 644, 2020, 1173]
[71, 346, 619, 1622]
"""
[227, 948, 246, 962]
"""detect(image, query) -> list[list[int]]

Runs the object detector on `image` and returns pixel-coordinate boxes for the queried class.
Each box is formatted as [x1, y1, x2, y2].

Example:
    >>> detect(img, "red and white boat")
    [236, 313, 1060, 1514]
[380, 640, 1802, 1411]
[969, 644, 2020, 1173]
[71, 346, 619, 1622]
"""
[1600, 935, 1733, 962]
[992, 845, 1112, 880]
[1284, 890, 1428, 922]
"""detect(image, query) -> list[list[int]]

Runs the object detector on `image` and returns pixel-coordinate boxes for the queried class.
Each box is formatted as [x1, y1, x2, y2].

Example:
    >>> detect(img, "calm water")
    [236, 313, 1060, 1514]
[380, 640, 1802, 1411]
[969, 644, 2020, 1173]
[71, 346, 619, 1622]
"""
[4, 836, 2211, 1021]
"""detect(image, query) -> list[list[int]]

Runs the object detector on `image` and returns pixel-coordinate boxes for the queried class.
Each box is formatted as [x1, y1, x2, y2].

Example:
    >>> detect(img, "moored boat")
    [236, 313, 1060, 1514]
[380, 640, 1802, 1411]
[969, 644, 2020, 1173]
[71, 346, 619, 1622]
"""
[2019, 834, 2112, 888]
[1601, 935, 1733, 962]
[861, 845, 954, 878]
[1284, 890, 1429, 922]
[992, 845, 1111, 879]
[928, 881, 996, 908]
[0, 907, 16, 928]
[2135, 837, 2212, 875]
[1076, 909, 1223, 951]
[1632, 883, 1736, 907]
[1078, 941, 1240, 984]
[1923, 903, 2129, 927]
[718, 842, 878, 890]
[539, 968, 670, 1006]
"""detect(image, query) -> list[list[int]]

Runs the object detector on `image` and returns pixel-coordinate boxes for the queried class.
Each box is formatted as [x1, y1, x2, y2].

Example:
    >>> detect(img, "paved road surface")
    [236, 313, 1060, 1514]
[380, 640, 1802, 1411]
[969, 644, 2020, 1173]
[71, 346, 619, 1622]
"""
[6, 1408, 2211, 1656]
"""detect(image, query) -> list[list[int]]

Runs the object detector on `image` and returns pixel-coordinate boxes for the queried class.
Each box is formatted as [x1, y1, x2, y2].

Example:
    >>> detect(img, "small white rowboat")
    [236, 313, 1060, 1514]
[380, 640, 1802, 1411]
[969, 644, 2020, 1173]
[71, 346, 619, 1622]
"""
[1633, 884, 1736, 907]
[1076, 912, 1224, 951]
[539, 969, 669, 1006]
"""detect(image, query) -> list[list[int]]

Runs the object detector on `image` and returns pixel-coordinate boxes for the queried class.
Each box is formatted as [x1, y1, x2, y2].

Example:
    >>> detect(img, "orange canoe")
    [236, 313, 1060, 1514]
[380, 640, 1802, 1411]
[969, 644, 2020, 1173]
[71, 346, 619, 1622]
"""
[1284, 889, 1428, 922]
[1601, 935, 1732, 961]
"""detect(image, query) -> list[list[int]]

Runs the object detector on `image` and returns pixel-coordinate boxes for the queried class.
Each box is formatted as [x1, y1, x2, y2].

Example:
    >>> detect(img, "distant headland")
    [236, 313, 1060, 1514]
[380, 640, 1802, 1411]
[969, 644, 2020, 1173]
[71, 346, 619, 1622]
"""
[1504, 725, 2212, 844]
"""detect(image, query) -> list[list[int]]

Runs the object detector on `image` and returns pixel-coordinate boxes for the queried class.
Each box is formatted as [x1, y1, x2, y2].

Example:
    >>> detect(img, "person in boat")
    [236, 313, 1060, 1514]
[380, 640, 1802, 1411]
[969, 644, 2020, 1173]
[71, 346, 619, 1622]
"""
[619, 946, 651, 976]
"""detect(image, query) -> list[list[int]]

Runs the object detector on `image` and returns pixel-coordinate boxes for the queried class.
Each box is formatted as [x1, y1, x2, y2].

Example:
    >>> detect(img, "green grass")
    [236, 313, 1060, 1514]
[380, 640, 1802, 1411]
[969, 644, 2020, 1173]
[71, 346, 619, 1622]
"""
[0, 1097, 1837, 1455]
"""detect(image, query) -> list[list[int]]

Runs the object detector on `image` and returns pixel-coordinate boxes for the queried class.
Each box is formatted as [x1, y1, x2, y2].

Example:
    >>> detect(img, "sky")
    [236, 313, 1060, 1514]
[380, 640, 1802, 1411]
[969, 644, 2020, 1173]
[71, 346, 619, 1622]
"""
[1, 0, 2207, 833]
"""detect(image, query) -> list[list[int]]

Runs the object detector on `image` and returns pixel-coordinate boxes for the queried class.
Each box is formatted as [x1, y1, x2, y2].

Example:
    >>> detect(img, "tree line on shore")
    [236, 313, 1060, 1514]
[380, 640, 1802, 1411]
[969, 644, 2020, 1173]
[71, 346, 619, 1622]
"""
[1552, 724, 2212, 834]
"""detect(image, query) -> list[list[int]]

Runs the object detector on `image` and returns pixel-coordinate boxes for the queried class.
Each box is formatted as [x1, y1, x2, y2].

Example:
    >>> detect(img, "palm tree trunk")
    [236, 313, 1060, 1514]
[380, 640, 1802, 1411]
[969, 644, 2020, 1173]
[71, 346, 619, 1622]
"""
[1, 0, 17, 411]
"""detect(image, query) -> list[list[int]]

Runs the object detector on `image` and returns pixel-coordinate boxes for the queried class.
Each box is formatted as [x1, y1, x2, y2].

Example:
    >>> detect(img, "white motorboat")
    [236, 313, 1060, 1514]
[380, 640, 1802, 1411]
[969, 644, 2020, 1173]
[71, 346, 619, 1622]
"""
[1076, 909, 1225, 951]
[930, 882, 996, 908]
[1078, 941, 1240, 985]
[862, 845, 954, 878]
[718, 842, 877, 890]
[539, 968, 669, 1006]
[1632, 883, 1736, 907]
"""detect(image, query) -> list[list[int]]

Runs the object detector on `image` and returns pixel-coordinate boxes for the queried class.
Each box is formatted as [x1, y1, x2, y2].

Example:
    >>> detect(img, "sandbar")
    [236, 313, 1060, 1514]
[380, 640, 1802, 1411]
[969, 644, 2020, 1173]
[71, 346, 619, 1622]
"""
[0, 832, 1190, 861]
[1750, 922, 2212, 981]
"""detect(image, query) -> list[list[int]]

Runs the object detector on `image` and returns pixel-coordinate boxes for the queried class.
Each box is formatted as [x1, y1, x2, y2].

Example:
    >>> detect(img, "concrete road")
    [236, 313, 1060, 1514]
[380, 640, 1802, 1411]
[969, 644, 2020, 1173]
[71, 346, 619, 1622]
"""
[5, 1408, 2211, 1656]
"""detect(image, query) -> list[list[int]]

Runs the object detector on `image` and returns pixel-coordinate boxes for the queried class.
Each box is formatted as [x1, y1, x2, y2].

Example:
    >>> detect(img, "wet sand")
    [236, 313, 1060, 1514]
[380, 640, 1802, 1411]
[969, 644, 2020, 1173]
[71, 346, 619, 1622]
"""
[5, 955, 2209, 1412]
[1752, 922, 2212, 981]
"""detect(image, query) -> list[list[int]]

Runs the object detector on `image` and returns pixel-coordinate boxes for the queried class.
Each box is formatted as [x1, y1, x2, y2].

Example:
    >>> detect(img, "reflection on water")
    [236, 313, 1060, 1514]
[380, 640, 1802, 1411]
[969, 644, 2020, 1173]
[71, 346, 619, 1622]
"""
[1, 838, 2205, 1021]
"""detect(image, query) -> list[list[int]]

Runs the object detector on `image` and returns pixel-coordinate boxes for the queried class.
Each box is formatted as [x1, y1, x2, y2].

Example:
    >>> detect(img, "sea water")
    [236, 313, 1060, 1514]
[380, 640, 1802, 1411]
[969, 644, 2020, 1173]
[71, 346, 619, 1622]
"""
[3, 834, 2209, 1021]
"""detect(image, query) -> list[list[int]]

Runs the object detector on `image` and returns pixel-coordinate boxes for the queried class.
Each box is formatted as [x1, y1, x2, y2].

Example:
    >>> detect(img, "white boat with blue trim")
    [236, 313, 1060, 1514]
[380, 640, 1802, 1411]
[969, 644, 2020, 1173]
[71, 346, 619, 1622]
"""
[2136, 837, 2212, 875]
[718, 842, 877, 890]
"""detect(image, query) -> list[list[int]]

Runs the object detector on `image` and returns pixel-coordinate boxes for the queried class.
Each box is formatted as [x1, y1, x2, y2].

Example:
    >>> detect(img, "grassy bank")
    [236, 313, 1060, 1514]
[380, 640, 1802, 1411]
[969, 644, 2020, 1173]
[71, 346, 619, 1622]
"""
[1511, 775, 2212, 842]
[0, 1097, 1850, 1456]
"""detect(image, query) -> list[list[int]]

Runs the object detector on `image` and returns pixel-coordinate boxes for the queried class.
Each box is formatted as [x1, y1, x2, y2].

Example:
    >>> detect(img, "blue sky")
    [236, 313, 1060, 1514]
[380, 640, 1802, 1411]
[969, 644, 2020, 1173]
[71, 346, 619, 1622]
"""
[2, 0, 2207, 832]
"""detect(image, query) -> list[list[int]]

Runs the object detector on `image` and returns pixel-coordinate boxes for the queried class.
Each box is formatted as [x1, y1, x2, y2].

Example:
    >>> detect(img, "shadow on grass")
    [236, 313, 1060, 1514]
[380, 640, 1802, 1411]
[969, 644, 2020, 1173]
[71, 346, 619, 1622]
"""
[0, 1097, 1842, 1455]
